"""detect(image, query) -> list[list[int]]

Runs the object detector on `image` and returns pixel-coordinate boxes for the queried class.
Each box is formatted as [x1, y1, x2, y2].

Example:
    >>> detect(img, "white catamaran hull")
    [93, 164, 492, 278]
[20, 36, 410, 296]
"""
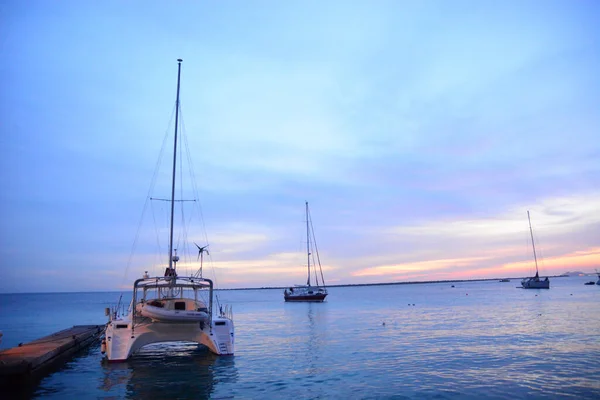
[103, 316, 234, 362]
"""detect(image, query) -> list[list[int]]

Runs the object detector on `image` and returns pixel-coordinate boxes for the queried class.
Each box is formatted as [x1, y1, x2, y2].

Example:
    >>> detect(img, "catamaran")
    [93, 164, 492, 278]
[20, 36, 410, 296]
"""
[521, 211, 550, 289]
[284, 202, 328, 302]
[101, 59, 234, 362]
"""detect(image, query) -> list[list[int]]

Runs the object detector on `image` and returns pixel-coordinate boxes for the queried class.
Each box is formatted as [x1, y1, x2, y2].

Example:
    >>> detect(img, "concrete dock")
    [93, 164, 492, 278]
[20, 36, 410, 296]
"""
[0, 325, 103, 388]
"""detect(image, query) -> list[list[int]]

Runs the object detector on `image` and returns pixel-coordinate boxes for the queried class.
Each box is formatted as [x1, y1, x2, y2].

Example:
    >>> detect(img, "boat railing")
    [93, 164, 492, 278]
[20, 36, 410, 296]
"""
[219, 304, 233, 320]
[134, 276, 211, 290]
[105, 299, 129, 322]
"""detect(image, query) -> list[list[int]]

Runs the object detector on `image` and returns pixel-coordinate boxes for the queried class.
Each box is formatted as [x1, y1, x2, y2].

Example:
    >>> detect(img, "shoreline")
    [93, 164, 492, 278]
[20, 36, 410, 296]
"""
[218, 275, 570, 291]
[0, 275, 576, 295]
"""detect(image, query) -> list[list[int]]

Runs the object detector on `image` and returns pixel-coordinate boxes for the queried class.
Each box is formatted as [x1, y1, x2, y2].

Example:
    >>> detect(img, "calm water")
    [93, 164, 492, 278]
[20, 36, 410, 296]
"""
[1, 277, 599, 399]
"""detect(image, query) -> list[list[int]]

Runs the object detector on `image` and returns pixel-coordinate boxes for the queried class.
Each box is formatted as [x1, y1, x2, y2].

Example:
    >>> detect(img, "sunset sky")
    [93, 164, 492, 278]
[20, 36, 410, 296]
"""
[1, 1, 599, 292]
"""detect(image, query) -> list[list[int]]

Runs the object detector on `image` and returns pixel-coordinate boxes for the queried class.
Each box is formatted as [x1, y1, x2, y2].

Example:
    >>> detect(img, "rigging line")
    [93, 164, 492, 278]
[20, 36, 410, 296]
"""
[308, 235, 319, 286]
[526, 233, 538, 276]
[180, 107, 217, 285]
[177, 104, 187, 255]
[532, 227, 546, 271]
[174, 106, 197, 278]
[150, 200, 163, 274]
[175, 142, 184, 257]
[176, 124, 196, 273]
[526, 235, 537, 276]
[180, 109, 208, 239]
[177, 108, 186, 258]
[176, 194, 186, 267]
[180, 204, 196, 274]
[309, 208, 326, 287]
[121, 103, 177, 289]
[307, 206, 318, 286]
[150, 198, 196, 202]
[180, 108, 202, 204]
[153, 203, 164, 275]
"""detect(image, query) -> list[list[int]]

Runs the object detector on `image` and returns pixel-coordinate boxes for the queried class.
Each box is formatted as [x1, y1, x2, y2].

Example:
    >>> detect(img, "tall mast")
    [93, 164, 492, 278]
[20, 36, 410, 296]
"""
[168, 59, 183, 271]
[527, 210, 539, 276]
[306, 201, 311, 286]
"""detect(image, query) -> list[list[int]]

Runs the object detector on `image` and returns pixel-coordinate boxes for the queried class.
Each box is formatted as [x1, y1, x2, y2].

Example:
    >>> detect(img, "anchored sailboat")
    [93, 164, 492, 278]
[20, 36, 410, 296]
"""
[102, 59, 235, 362]
[284, 202, 328, 302]
[521, 211, 550, 289]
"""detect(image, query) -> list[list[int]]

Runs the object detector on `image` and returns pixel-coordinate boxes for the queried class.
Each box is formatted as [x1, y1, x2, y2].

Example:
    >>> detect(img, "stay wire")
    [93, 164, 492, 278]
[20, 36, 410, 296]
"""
[120, 104, 176, 292]
[308, 207, 326, 287]
[179, 107, 216, 285]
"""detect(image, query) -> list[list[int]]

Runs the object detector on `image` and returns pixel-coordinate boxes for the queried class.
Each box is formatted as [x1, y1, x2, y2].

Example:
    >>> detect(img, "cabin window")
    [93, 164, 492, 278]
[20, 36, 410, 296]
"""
[197, 307, 208, 312]
[215, 321, 226, 326]
[174, 301, 186, 310]
[116, 324, 128, 329]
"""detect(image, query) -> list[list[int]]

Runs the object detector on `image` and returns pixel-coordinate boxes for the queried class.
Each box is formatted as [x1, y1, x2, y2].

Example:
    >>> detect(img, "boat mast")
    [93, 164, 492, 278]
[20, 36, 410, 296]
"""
[306, 201, 311, 286]
[168, 59, 183, 273]
[527, 210, 539, 276]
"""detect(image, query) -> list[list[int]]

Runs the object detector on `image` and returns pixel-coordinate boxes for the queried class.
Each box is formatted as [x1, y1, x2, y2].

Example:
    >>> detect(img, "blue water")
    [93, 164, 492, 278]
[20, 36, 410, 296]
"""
[1, 277, 599, 399]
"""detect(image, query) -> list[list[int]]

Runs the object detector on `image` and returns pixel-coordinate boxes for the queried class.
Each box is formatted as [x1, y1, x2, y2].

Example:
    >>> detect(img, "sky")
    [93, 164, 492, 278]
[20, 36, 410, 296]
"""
[1, 1, 599, 293]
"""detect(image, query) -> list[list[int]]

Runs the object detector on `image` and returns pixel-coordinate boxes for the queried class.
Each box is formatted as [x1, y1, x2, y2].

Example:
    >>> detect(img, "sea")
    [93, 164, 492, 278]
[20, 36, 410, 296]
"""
[1, 276, 599, 400]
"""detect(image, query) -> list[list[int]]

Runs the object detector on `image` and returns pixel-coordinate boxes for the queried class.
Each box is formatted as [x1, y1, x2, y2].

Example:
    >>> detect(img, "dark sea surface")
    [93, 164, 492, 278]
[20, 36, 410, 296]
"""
[1, 276, 599, 399]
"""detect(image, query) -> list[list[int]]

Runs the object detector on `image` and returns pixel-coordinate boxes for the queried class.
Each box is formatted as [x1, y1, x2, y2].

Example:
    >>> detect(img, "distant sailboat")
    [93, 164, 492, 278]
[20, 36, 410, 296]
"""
[521, 211, 550, 289]
[284, 202, 328, 302]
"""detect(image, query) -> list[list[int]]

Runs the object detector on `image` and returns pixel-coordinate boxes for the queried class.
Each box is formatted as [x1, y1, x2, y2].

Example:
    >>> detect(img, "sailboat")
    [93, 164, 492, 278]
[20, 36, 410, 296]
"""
[284, 202, 328, 302]
[521, 211, 550, 289]
[102, 59, 235, 362]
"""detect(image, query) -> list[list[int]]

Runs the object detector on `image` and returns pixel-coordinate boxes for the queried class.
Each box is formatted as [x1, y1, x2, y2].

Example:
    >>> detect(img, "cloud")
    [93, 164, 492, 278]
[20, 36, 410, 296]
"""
[386, 192, 600, 240]
[352, 256, 493, 277]
[206, 231, 271, 255]
[501, 247, 600, 273]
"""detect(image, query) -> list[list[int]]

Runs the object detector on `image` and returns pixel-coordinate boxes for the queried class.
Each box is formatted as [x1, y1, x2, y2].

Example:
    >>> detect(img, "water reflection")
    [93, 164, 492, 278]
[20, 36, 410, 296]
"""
[305, 304, 317, 374]
[283, 302, 328, 376]
[100, 342, 237, 400]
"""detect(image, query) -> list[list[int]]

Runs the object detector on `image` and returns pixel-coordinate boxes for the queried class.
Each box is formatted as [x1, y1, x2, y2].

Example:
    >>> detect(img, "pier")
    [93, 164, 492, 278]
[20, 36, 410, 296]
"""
[0, 325, 103, 388]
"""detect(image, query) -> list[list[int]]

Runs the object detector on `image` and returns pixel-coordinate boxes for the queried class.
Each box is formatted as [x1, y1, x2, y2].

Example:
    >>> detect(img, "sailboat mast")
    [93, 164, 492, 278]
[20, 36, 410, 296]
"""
[306, 201, 311, 286]
[527, 210, 539, 275]
[168, 59, 183, 271]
